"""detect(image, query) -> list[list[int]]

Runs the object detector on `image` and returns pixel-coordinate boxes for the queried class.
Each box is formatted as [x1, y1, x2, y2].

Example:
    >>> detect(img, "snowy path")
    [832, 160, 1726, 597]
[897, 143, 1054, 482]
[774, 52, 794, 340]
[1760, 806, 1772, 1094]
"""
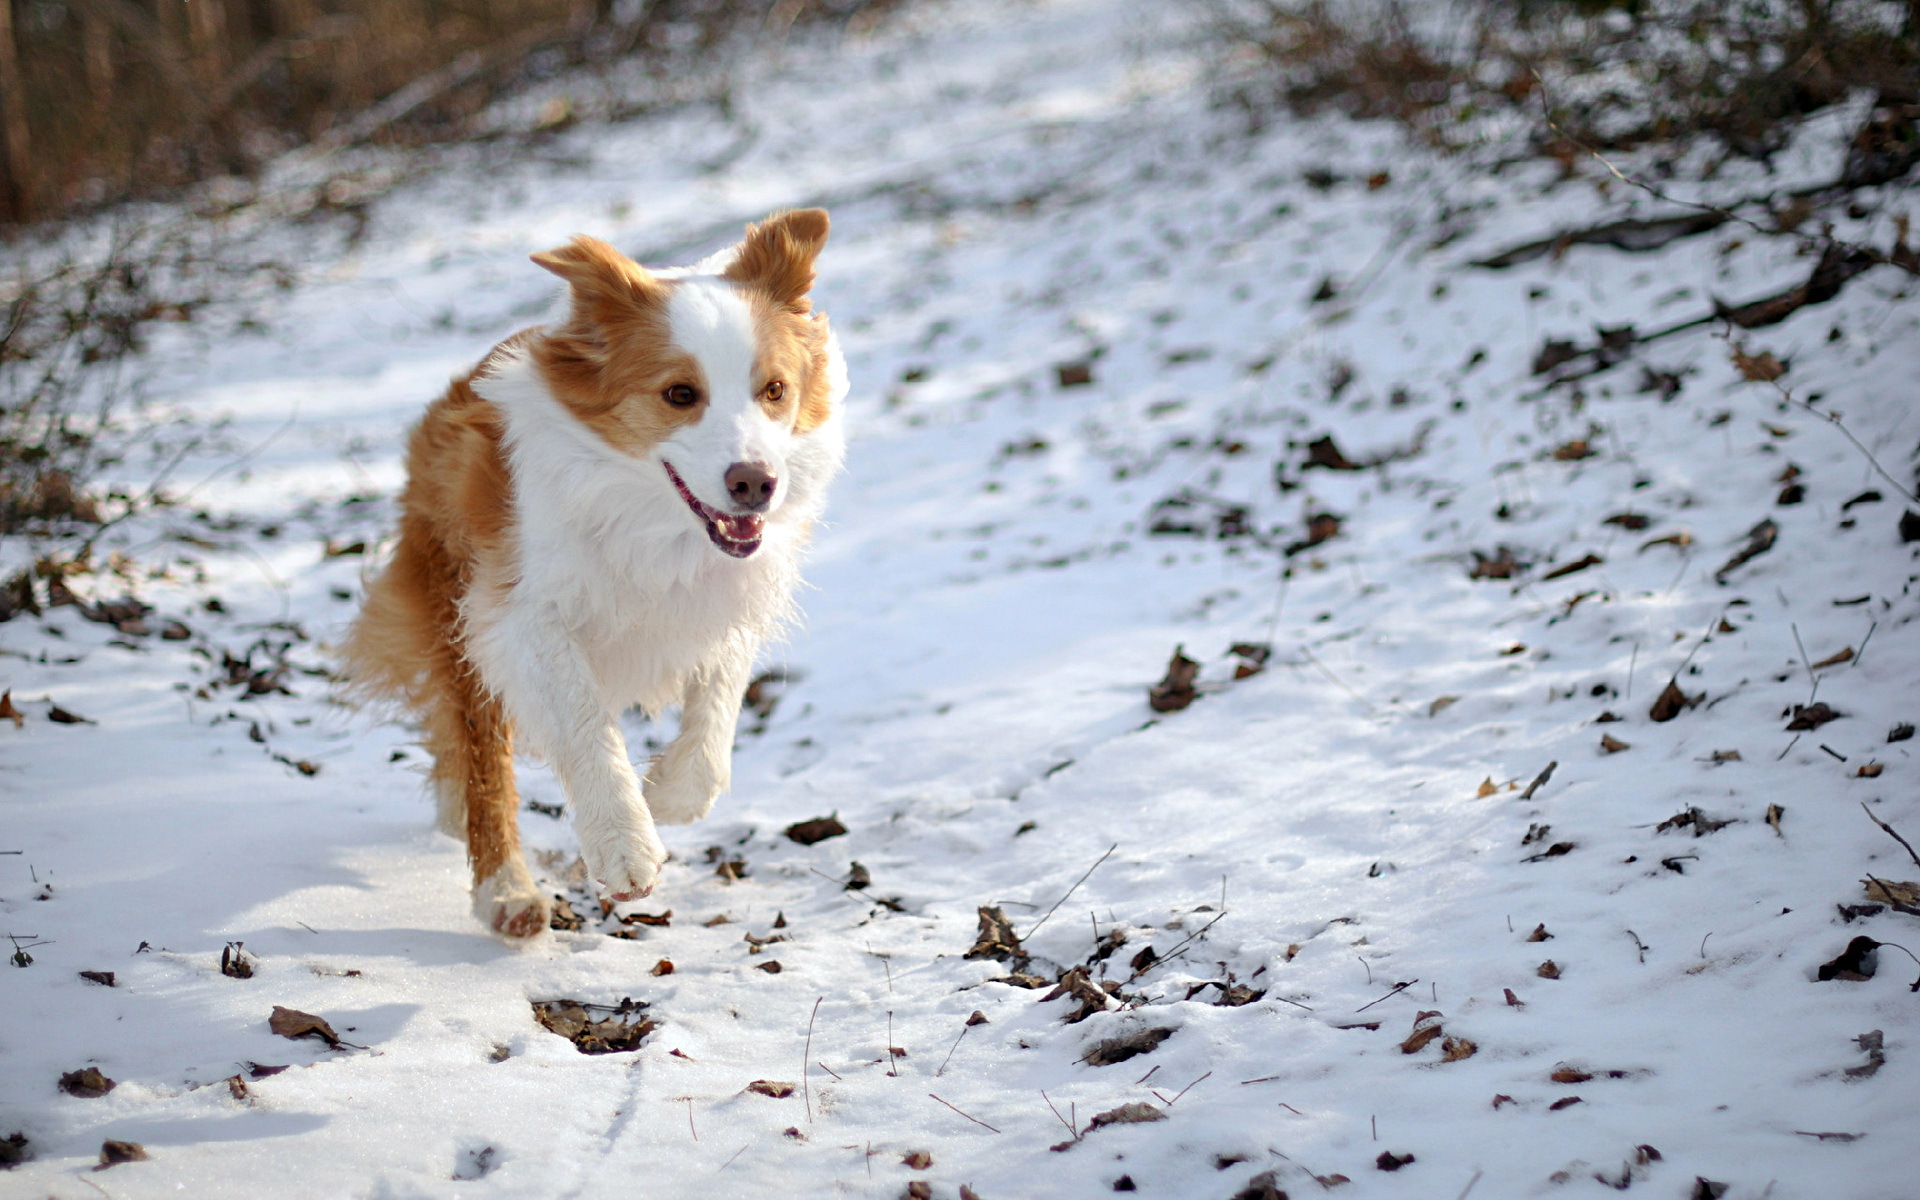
[3, 2, 1918, 1197]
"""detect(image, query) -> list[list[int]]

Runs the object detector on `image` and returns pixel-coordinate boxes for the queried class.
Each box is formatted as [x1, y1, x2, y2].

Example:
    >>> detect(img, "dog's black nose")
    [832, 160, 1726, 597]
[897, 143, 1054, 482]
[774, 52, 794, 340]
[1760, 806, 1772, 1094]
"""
[724, 462, 777, 512]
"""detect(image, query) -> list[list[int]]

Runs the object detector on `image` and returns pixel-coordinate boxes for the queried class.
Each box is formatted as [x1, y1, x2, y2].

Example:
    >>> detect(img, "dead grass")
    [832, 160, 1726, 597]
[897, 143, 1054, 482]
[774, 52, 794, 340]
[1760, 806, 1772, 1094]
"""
[1212, 0, 1920, 163]
[0, 0, 898, 224]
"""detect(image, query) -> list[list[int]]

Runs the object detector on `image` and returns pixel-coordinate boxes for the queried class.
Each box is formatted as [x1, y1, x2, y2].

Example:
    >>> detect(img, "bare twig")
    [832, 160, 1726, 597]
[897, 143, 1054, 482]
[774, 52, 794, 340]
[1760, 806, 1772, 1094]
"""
[1165, 1070, 1212, 1106]
[1355, 980, 1416, 1012]
[685, 1097, 697, 1141]
[1530, 69, 1919, 280]
[1041, 1090, 1079, 1139]
[718, 1144, 748, 1172]
[1024, 843, 1117, 940]
[1791, 623, 1817, 703]
[803, 995, 821, 1122]
[1861, 803, 1920, 869]
[1853, 621, 1878, 670]
[929, 1093, 1001, 1134]
[1760, 377, 1920, 507]
[936, 1022, 971, 1077]
[1127, 902, 1229, 983]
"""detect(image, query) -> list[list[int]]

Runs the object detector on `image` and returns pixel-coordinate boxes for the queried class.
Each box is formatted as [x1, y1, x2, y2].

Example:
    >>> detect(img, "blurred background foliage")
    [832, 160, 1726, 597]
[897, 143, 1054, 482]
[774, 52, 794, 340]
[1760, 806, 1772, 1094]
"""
[0, 0, 893, 223]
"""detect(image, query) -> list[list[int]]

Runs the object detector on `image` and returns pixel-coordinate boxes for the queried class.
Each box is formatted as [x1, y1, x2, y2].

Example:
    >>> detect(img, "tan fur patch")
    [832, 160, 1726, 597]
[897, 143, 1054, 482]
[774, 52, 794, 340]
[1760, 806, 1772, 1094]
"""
[340, 354, 523, 886]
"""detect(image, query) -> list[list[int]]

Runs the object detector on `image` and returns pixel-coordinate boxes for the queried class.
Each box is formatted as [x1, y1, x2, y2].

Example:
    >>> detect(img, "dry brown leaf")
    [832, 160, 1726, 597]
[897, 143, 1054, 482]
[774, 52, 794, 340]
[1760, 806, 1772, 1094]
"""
[1542, 553, 1603, 580]
[1864, 878, 1920, 907]
[1470, 547, 1521, 580]
[1649, 680, 1698, 723]
[1766, 804, 1785, 835]
[1088, 1102, 1167, 1130]
[756, 960, 783, 974]
[1082, 1027, 1173, 1067]
[1400, 1012, 1444, 1054]
[1714, 518, 1778, 584]
[784, 815, 847, 845]
[58, 1067, 115, 1098]
[78, 970, 115, 987]
[1856, 763, 1884, 778]
[1551, 1067, 1593, 1083]
[1429, 695, 1459, 717]
[0, 691, 20, 729]
[902, 1150, 933, 1170]
[1441, 1036, 1478, 1062]
[650, 959, 674, 976]
[1640, 530, 1693, 551]
[1148, 647, 1200, 713]
[1525, 923, 1553, 942]
[1503, 988, 1523, 1008]
[97, 1140, 148, 1168]
[530, 999, 655, 1055]
[1476, 777, 1498, 799]
[1551, 440, 1594, 461]
[220, 942, 253, 979]
[1731, 345, 1786, 382]
[964, 906, 1024, 963]
[269, 1006, 342, 1047]
[746, 1080, 796, 1098]
[1537, 960, 1561, 979]
[1601, 734, 1631, 753]
[1549, 1095, 1585, 1111]
[1811, 647, 1854, 669]
[1786, 702, 1841, 731]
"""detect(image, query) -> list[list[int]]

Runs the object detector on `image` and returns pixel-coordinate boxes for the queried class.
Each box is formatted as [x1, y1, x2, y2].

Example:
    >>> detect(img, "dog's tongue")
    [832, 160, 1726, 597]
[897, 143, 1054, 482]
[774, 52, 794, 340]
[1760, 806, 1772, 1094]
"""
[715, 514, 764, 543]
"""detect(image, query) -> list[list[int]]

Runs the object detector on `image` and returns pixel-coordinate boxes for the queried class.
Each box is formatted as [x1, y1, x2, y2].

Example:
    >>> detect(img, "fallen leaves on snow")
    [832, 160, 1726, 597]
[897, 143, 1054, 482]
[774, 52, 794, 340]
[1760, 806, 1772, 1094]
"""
[1148, 646, 1200, 712]
[1081, 1026, 1173, 1067]
[785, 815, 848, 845]
[269, 1006, 348, 1048]
[530, 999, 656, 1054]
[58, 1067, 115, 1098]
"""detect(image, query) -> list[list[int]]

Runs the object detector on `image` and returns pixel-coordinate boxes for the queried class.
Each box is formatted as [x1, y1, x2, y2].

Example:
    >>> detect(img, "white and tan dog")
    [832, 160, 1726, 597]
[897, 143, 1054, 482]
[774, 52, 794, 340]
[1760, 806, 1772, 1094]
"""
[345, 210, 845, 937]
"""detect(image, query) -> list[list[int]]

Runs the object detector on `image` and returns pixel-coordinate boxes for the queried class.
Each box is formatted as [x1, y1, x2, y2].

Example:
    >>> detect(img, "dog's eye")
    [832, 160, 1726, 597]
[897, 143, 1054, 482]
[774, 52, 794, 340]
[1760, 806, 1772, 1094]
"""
[762, 380, 785, 403]
[663, 384, 699, 407]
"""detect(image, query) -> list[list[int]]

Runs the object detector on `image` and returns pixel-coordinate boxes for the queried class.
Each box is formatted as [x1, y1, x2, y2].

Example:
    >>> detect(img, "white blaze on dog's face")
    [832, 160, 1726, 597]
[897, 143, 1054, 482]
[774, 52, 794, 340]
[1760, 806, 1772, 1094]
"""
[528, 210, 837, 559]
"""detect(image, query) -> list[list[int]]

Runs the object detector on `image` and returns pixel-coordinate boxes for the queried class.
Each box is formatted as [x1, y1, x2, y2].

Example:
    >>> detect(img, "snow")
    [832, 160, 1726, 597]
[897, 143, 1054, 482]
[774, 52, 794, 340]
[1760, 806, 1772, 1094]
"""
[4, 1, 1918, 1197]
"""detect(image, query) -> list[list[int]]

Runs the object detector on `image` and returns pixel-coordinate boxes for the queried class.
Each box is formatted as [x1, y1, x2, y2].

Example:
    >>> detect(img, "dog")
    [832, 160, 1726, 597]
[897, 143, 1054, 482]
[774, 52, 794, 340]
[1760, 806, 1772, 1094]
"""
[343, 209, 846, 937]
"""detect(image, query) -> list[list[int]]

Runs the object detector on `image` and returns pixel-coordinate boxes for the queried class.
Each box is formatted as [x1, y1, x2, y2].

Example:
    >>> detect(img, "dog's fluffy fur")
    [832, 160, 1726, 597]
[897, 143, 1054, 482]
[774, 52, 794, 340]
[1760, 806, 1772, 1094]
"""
[343, 210, 846, 937]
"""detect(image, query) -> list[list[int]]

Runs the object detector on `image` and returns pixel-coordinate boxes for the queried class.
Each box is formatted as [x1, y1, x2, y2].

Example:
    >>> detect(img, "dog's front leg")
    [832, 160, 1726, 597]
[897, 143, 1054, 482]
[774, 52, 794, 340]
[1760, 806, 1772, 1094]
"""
[645, 644, 754, 826]
[483, 607, 667, 900]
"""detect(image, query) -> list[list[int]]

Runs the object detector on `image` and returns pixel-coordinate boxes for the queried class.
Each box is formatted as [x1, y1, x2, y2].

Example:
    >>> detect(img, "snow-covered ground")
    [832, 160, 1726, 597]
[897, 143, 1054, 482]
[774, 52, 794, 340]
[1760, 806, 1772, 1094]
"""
[4, 2, 1919, 1197]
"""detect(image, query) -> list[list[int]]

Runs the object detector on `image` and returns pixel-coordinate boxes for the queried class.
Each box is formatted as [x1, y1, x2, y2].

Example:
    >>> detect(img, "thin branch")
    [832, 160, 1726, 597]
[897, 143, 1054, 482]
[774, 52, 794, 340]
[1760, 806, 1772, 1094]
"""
[1529, 68, 1918, 279]
[928, 1093, 1001, 1134]
[1861, 803, 1920, 869]
[1041, 1090, 1078, 1139]
[1023, 843, 1117, 940]
[803, 995, 821, 1123]
[1354, 980, 1416, 1013]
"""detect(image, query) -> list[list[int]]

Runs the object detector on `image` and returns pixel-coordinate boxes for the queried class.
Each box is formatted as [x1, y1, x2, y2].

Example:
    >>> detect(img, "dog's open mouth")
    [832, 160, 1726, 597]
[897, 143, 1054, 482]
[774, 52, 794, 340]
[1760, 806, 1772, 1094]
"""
[663, 461, 763, 558]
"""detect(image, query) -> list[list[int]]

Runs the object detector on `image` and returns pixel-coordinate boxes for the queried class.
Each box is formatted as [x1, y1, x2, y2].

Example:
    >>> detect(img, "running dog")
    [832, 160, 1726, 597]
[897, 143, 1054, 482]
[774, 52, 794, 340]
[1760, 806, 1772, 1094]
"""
[344, 209, 846, 936]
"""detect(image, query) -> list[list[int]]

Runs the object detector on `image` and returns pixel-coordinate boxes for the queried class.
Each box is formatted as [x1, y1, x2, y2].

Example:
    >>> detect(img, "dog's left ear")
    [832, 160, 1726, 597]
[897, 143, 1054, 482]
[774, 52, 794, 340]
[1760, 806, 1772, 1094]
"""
[724, 209, 830, 311]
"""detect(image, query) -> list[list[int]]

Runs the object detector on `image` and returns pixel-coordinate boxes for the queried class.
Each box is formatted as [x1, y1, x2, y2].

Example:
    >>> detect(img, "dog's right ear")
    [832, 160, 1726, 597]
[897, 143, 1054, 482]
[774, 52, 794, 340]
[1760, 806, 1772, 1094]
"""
[531, 235, 663, 322]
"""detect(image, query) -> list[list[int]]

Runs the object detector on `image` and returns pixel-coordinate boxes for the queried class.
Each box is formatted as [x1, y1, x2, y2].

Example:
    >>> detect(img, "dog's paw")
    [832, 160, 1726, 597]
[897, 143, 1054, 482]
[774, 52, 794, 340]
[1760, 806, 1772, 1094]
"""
[579, 820, 667, 901]
[644, 767, 720, 826]
[474, 869, 551, 940]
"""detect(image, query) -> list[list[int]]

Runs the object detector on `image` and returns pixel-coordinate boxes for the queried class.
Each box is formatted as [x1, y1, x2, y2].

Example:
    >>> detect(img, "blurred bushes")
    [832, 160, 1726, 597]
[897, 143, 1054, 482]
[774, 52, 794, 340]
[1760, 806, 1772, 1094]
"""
[1210, 0, 1920, 164]
[0, 0, 894, 224]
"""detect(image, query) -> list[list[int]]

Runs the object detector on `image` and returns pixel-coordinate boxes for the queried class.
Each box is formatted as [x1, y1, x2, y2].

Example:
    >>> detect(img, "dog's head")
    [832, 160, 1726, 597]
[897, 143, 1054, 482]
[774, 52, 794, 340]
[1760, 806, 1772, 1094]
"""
[529, 209, 841, 559]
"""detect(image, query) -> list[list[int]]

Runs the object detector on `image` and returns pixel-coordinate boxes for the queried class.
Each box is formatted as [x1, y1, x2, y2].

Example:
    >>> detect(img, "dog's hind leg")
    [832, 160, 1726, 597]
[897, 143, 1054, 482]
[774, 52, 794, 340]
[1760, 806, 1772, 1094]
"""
[423, 653, 550, 940]
[645, 642, 754, 826]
